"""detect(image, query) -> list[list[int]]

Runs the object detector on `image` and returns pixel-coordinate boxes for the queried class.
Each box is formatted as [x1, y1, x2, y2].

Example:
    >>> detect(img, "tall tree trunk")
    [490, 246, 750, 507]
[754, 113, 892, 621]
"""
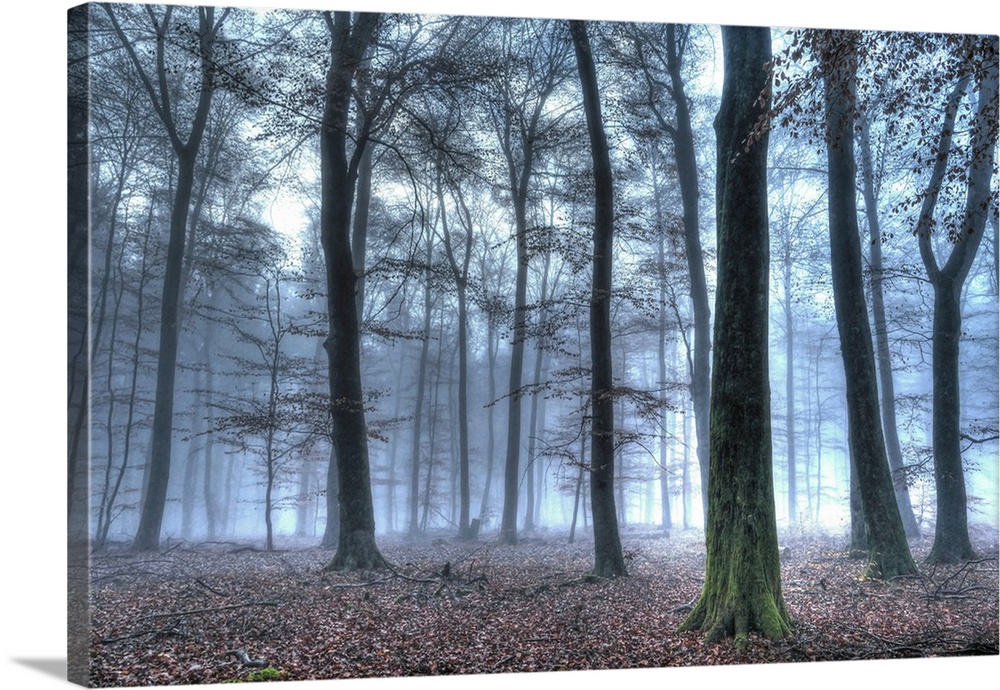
[523, 254, 551, 534]
[478, 295, 500, 524]
[679, 26, 791, 645]
[496, 28, 564, 543]
[635, 24, 712, 519]
[439, 170, 474, 538]
[916, 36, 997, 563]
[320, 11, 383, 571]
[104, 5, 225, 551]
[533, 349, 551, 528]
[666, 24, 712, 522]
[352, 141, 374, 318]
[570, 19, 626, 578]
[568, 431, 587, 545]
[652, 151, 673, 533]
[499, 188, 529, 544]
[822, 31, 917, 579]
[408, 213, 434, 537]
[857, 117, 921, 538]
[384, 332, 407, 533]
[201, 306, 219, 540]
[783, 244, 797, 529]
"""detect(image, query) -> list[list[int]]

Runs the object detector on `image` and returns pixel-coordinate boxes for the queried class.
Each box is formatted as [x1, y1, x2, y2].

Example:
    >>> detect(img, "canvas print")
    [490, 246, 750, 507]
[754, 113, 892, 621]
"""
[67, 1, 999, 687]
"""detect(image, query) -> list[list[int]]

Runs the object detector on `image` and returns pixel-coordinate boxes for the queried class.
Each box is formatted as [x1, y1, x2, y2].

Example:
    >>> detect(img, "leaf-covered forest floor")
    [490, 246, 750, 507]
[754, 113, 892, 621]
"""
[88, 527, 999, 686]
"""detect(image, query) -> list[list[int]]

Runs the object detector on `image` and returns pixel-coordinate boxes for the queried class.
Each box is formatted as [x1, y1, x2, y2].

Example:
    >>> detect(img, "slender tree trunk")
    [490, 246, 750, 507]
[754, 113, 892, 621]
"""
[636, 25, 711, 519]
[666, 24, 712, 522]
[496, 41, 562, 543]
[106, 6, 223, 551]
[523, 345, 543, 534]
[652, 154, 673, 534]
[352, 142, 373, 317]
[478, 300, 499, 524]
[454, 284, 470, 535]
[135, 152, 194, 549]
[320, 11, 383, 571]
[783, 248, 797, 530]
[439, 171, 473, 538]
[264, 345, 280, 551]
[568, 432, 587, 545]
[858, 118, 921, 538]
[500, 190, 529, 544]
[409, 214, 434, 537]
[385, 338, 406, 533]
[570, 19, 626, 578]
[202, 307, 219, 540]
[679, 26, 791, 645]
[523, 254, 551, 534]
[422, 316, 447, 532]
[822, 31, 917, 578]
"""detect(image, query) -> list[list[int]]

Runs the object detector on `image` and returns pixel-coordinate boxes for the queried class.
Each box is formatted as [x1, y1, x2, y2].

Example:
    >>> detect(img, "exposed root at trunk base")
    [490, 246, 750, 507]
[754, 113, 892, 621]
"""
[324, 529, 388, 572]
[679, 592, 792, 648]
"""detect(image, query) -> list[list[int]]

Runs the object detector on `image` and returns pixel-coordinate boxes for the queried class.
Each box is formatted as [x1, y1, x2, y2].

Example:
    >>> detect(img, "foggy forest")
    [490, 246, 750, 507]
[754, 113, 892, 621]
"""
[66, 2, 999, 686]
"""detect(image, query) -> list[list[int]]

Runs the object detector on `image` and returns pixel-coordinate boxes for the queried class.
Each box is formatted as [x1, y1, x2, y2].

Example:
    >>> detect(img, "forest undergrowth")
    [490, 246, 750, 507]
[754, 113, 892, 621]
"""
[88, 528, 999, 686]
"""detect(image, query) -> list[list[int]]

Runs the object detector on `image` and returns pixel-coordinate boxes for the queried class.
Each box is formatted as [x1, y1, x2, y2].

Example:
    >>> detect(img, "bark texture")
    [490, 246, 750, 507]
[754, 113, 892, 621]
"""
[320, 11, 384, 571]
[823, 31, 917, 579]
[678, 26, 790, 644]
[918, 36, 998, 564]
[570, 19, 626, 578]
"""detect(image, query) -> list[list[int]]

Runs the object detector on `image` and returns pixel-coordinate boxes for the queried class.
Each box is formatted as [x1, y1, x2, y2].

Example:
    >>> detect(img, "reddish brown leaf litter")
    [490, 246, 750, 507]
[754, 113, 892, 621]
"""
[88, 529, 999, 686]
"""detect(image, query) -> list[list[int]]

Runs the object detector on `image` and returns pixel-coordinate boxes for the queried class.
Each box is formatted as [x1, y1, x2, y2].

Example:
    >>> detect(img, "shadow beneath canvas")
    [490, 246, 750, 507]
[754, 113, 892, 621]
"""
[11, 658, 66, 680]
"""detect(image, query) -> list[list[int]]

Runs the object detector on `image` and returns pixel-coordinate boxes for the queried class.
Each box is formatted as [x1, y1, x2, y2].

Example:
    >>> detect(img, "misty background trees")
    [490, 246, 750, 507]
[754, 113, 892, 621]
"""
[77, 2, 998, 599]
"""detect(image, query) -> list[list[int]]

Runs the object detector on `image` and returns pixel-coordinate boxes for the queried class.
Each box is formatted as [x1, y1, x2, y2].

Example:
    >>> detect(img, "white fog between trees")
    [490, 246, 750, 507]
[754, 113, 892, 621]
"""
[70, 4, 998, 591]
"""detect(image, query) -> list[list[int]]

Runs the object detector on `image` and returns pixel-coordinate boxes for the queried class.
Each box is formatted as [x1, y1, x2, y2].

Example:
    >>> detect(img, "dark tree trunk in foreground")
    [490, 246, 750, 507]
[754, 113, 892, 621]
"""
[104, 5, 225, 551]
[822, 31, 917, 579]
[917, 37, 998, 564]
[848, 442, 869, 556]
[570, 19, 626, 578]
[679, 26, 790, 644]
[320, 10, 384, 570]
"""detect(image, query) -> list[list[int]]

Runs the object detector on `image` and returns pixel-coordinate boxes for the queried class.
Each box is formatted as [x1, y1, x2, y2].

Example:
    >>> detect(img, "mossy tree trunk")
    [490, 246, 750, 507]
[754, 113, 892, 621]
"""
[678, 26, 790, 644]
[822, 31, 917, 579]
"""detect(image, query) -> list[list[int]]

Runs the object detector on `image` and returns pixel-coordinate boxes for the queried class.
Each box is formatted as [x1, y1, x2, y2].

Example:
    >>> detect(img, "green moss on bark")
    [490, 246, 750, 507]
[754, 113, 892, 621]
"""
[678, 26, 792, 646]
